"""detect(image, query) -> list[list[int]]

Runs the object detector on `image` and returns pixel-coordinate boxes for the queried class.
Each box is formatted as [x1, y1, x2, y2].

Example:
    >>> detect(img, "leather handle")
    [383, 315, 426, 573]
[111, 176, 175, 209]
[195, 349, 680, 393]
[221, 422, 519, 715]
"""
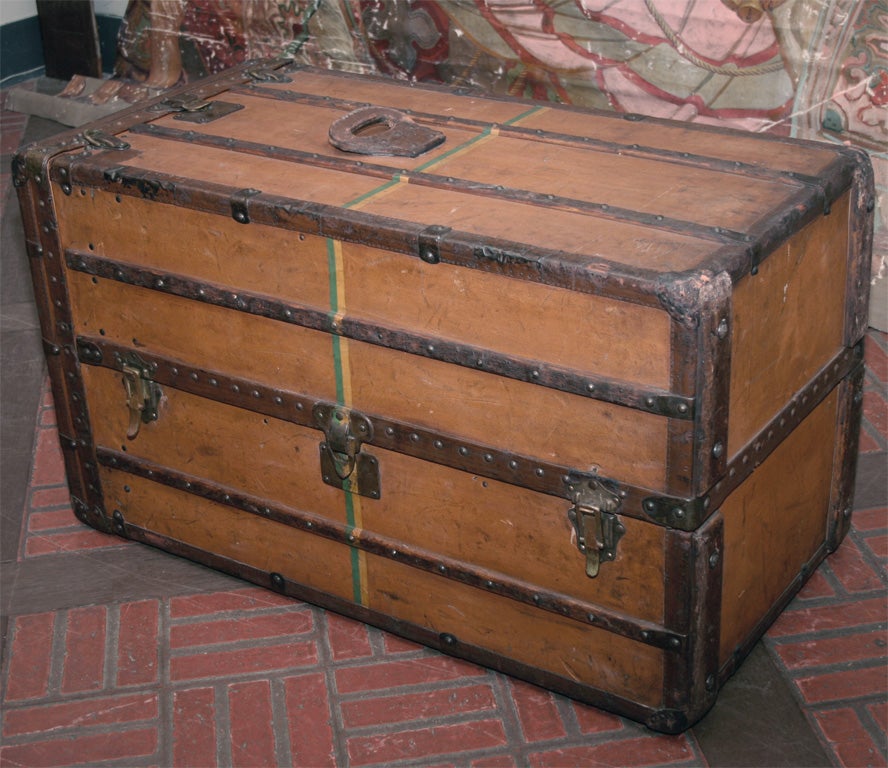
[328, 106, 445, 158]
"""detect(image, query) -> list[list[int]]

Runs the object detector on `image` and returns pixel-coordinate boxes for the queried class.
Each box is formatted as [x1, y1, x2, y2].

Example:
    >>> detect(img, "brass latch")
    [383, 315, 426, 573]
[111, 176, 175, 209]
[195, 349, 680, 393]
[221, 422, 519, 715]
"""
[313, 404, 380, 499]
[567, 478, 625, 578]
[121, 357, 161, 439]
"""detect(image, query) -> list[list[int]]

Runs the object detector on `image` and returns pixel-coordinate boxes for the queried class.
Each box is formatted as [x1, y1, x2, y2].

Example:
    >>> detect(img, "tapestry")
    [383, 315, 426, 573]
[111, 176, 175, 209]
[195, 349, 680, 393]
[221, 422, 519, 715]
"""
[111, 0, 886, 294]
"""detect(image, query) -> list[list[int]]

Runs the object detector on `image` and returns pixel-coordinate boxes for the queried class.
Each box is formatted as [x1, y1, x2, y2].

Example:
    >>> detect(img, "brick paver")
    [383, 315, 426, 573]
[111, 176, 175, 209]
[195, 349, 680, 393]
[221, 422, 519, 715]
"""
[1, 99, 886, 766]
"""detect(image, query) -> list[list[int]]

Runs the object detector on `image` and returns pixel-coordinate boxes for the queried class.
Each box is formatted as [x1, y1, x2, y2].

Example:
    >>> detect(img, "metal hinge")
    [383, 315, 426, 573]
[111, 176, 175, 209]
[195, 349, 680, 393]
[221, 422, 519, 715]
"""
[313, 404, 380, 499]
[82, 129, 130, 151]
[155, 95, 244, 124]
[120, 355, 161, 439]
[567, 478, 624, 578]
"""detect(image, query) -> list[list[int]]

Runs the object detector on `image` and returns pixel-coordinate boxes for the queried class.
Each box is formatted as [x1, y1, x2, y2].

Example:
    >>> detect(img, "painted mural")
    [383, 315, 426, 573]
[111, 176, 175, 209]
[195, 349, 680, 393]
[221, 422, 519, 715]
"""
[111, 0, 886, 287]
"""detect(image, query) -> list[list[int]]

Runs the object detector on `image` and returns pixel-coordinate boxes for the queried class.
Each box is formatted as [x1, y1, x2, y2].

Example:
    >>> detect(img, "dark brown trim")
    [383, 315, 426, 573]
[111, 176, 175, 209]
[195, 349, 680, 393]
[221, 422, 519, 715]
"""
[13, 144, 102, 515]
[827, 359, 866, 550]
[691, 277, 733, 496]
[238, 75, 846, 187]
[707, 343, 863, 513]
[54, 154, 672, 309]
[101, 518, 685, 731]
[100, 449, 681, 652]
[717, 540, 830, 686]
[659, 513, 723, 733]
[128, 122, 748, 247]
[66, 248, 693, 420]
[76, 334, 679, 524]
[844, 150, 876, 346]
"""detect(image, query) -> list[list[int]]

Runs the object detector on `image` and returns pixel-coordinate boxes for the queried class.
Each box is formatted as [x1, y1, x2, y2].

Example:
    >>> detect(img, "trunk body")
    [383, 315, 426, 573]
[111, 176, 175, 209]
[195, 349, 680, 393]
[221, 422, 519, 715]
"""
[14, 60, 873, 732]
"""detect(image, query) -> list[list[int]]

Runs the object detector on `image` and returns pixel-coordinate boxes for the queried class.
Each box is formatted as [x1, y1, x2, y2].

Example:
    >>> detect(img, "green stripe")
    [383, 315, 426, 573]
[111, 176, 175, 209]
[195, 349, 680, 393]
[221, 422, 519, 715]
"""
[327, 106, 543, 607]
[414, 125, 494, 173]
[325, 238, 346, 404]
[325, 239, 361, 602]
[342, 106, 543, 207]
[344, 178, 401, 210]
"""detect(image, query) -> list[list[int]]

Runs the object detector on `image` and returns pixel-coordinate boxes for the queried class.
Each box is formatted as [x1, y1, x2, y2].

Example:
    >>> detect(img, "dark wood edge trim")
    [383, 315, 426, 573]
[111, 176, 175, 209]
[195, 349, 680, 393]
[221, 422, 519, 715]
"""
[53, 155, 669, 308]
[256, 63, 861, 160]
[99, 449, 682, 651]
[644, 343, 862, 530]
[239, 82, 839, 196]
[718, 540, 830, 686]
[66, 248, 692, 420]
[76, 334, 683, 524]
[659, 513, 723, 733]
[95, 519, 682, 731]
[128, 122, 746, 247]
[691, 279, 733, 496]
[17, 152, 103, 512]
[844, 149, 876, 345]
[827, 360, 866, 550]
[707, 344, 863, 512]
[661, 273, 732, 498]
[718, 158, 856, 283]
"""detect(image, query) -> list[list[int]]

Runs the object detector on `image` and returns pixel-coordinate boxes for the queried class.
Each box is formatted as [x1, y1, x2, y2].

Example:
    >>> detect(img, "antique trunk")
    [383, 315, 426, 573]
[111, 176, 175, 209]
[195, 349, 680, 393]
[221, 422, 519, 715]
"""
[13, 59, 873, 732]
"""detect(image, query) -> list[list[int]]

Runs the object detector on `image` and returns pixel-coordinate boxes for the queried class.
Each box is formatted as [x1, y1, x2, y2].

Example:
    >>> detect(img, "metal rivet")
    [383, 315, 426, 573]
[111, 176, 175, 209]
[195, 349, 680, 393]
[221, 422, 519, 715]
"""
[705, 674, 717, 692]
[717, 318, 728, 339]
[712, 442, 724, 458]
[709, 551, 720, 568]
[458, 446, 469, 456]
[483, 453, 493, 462]
[509, 460, 518, 470]
[434, 440, 444, 449]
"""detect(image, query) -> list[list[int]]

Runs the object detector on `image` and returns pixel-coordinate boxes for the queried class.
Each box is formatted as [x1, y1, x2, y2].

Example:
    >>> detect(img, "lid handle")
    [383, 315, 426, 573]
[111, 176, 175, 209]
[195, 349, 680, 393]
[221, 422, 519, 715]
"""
[328, 106, 445, 158]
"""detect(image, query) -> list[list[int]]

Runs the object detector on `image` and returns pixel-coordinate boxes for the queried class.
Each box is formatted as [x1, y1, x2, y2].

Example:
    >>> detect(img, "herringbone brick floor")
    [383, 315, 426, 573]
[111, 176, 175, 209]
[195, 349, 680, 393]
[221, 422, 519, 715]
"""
[1, 96, 886, 767]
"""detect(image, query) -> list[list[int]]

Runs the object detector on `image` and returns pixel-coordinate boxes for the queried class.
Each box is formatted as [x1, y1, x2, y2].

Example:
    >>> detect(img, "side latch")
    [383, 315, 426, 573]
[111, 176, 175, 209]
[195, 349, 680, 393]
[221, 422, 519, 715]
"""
[121, 357, 161, 439]
[567, 478, 625, 578]
[313, 404, 380, 499]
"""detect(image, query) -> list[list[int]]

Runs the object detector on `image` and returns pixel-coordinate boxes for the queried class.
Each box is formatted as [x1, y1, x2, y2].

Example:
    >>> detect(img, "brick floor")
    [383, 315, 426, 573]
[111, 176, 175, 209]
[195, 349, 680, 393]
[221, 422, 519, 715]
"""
[1, 341, 884, 767]
[2, 95, 886, 767]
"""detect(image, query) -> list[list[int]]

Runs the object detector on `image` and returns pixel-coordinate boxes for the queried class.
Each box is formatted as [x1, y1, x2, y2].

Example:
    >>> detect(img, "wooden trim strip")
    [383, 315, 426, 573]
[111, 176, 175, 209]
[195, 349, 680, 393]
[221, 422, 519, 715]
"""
[236, 82, 828, 190]
[75, 334, 676, 523]
[55, 155, 672, 309]
[707, 344, 863, 512]
[717, 539, 830, 687]
[105, 519, 677, 730]
[66, 249, 694, 419]
[659, 514, 723, 733]
[100, 447, 683, 652]
[129, 122, 748, 246]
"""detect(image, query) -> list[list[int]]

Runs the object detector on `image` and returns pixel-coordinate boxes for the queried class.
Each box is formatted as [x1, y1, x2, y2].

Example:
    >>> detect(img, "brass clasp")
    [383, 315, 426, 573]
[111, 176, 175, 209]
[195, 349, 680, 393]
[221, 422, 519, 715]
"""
[567, 478, 625, 578]
[121, 358, 161, 440]
[313, 404, 380, 499]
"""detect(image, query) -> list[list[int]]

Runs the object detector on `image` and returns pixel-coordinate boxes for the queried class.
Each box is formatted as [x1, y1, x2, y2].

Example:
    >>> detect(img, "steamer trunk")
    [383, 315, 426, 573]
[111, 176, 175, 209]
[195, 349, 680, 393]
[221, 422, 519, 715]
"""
[14, 59, 874, 732]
